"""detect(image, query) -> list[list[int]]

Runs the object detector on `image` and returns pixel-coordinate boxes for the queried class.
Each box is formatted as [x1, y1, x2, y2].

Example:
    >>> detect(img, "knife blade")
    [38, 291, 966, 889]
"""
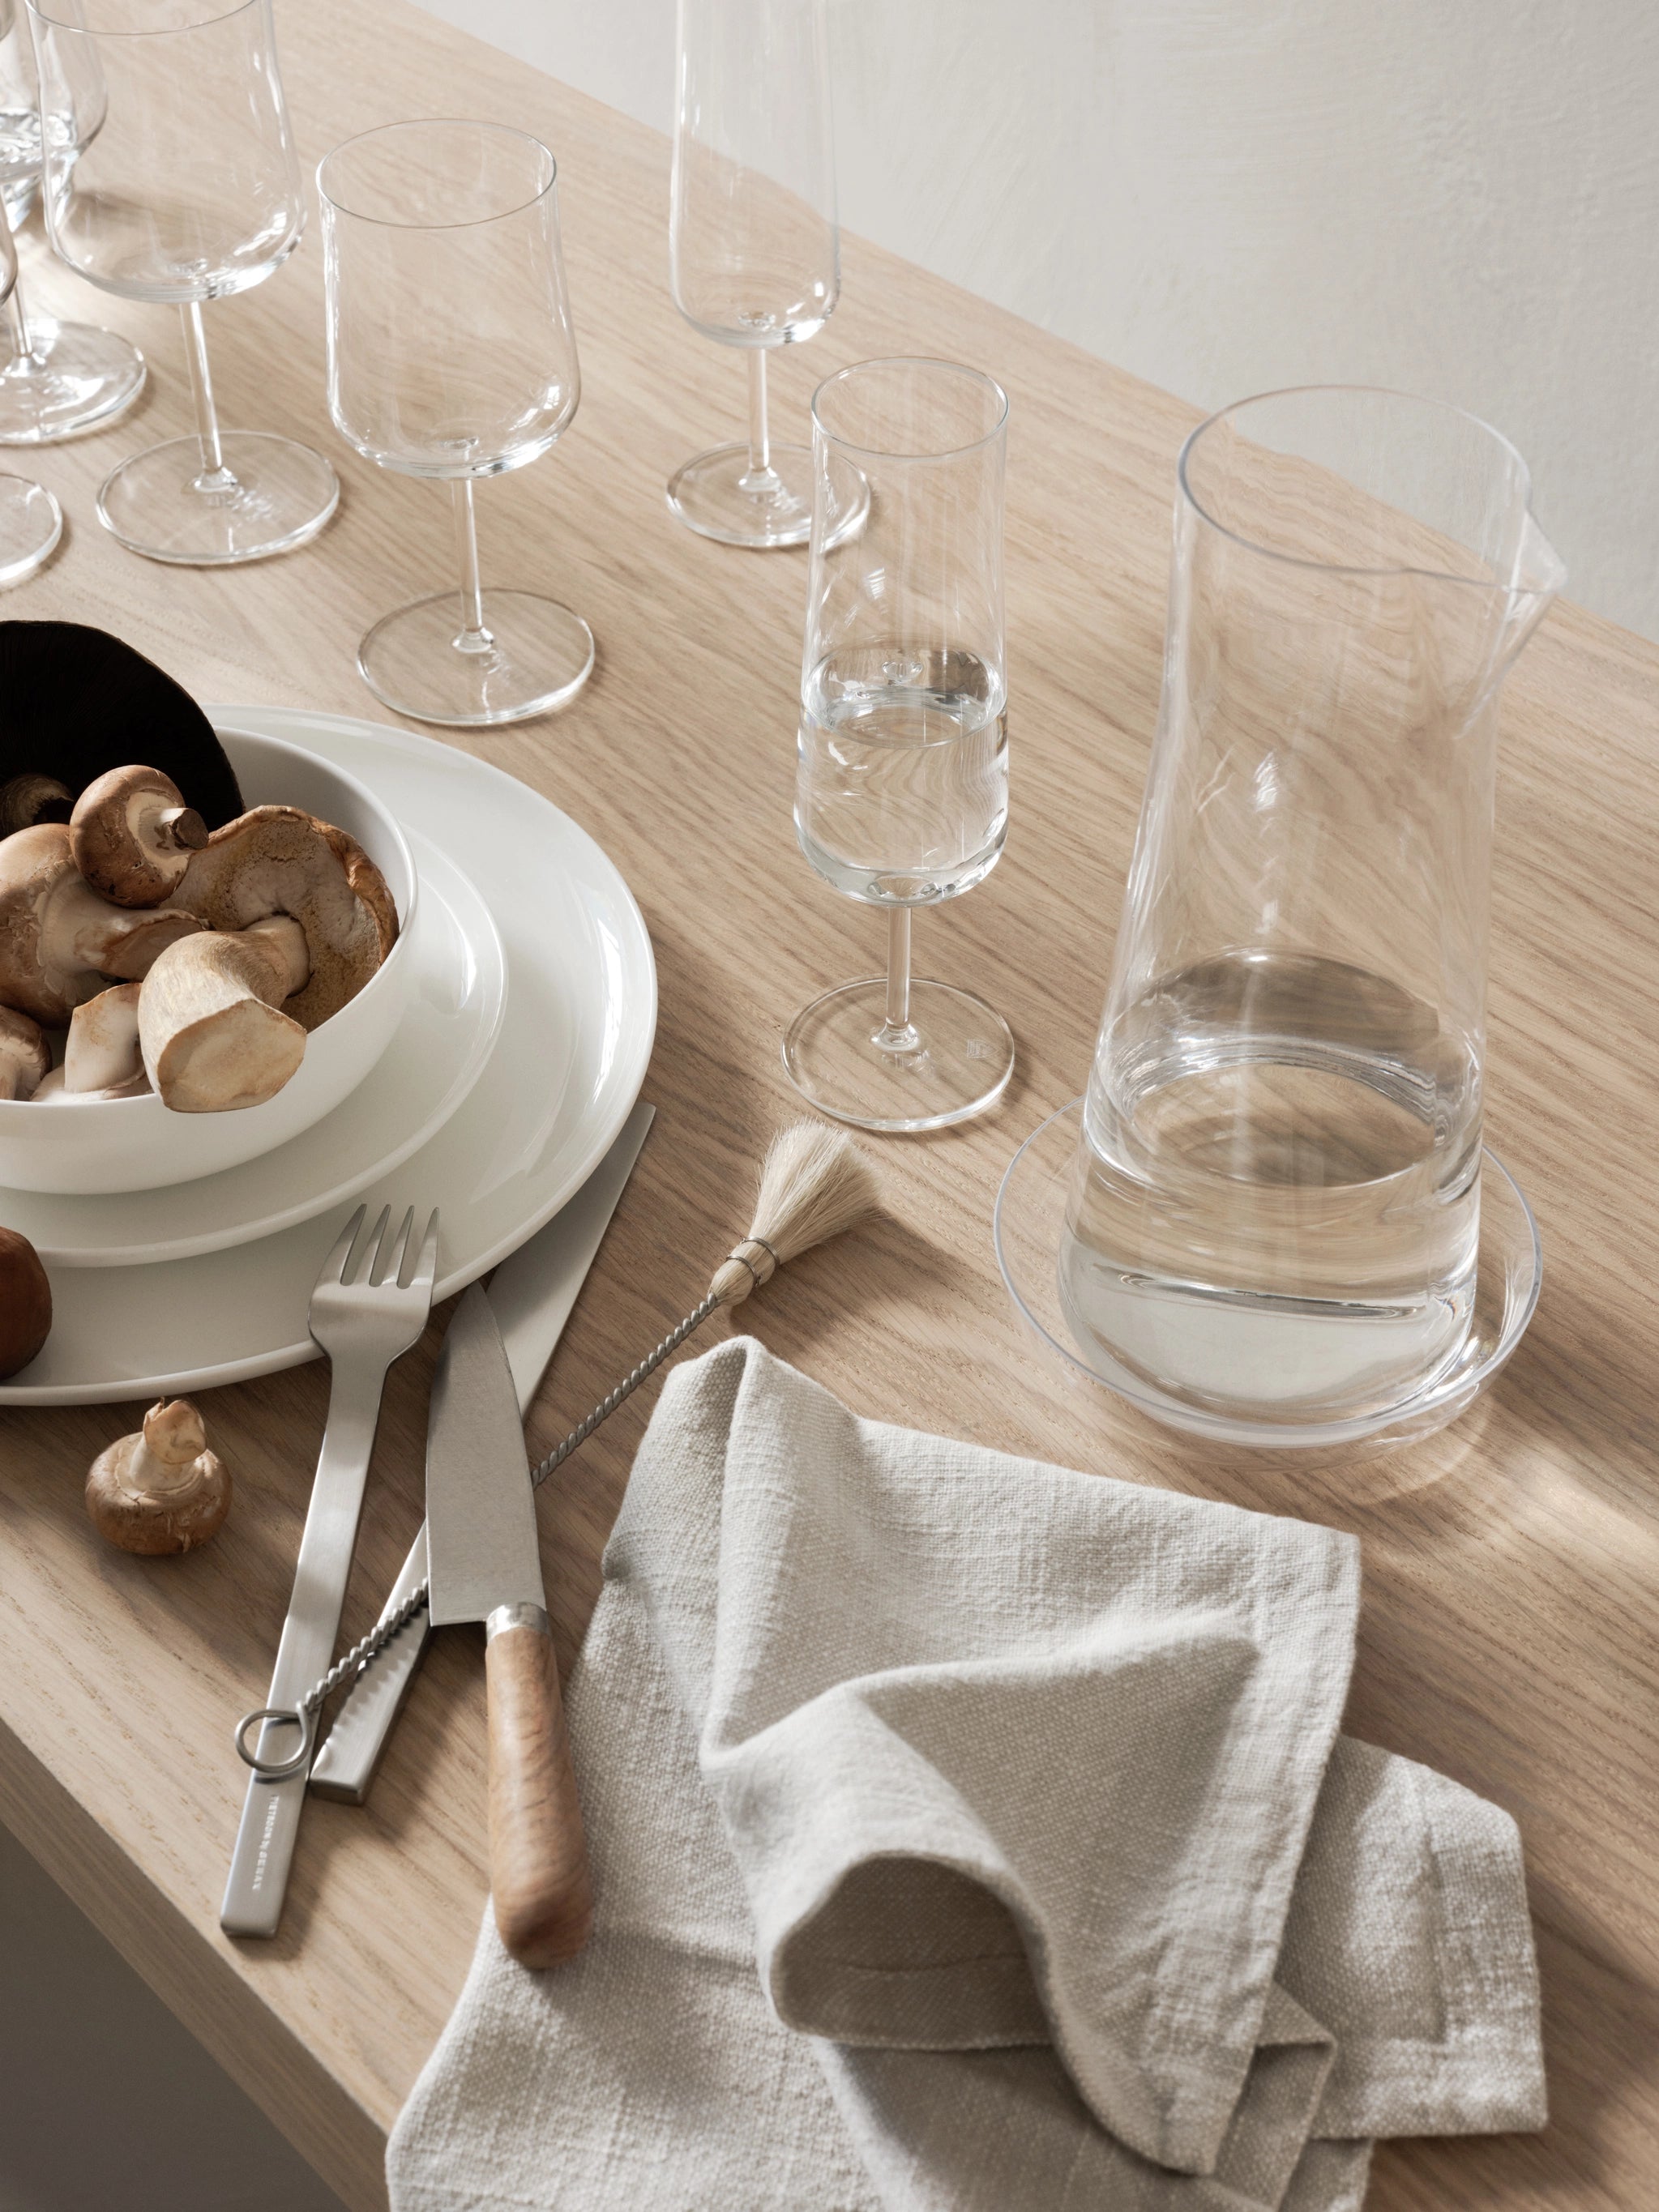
[427, 1285, 592, 1967]
[308, 1100, 652, 1802]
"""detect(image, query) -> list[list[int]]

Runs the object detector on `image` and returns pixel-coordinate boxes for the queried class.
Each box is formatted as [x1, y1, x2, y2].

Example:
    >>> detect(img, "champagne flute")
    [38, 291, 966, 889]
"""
[0, 190, 61, 579]
[786, 357, 1014, 1130]
[0, 0, 143, 446]
[667, 0, 864, 550]
[28, 0, 336, 562]
[319, 121, 592, 726]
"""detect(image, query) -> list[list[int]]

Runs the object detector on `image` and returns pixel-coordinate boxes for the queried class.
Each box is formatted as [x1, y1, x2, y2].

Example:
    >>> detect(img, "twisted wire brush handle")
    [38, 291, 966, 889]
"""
[233, 1283, 734, 1777]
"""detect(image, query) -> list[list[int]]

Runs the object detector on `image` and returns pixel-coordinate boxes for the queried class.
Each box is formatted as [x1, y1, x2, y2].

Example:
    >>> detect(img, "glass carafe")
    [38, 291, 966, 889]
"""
[1063, 387, 1563, 1427]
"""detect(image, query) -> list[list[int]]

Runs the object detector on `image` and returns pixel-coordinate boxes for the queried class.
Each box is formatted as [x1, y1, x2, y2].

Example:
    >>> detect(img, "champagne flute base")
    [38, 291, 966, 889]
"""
[0, 318, 145, 446]
[357, 588, 595, 727]
[667, 440, 868, 550]
[96, 430, 338, 565]
[783, 975, 1015, 1133]
[0, 472, 62, 585]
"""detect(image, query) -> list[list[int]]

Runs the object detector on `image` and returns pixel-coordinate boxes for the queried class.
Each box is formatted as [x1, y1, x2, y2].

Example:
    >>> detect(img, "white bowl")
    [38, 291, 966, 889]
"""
[0, 728, 417, 1195]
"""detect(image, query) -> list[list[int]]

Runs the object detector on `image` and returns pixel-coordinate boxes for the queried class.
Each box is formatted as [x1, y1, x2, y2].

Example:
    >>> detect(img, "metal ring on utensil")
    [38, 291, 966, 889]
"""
[233, 1705, 315, 1779]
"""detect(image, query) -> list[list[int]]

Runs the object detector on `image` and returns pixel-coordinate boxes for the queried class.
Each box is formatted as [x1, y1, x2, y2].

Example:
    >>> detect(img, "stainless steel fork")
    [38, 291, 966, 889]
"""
[220, 1202, 438, 1937]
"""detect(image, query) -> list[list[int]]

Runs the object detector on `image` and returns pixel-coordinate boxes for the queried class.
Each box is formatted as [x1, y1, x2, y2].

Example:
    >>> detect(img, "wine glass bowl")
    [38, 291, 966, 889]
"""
[27, 0, 336, 559]
[319, 119, 592, 727]
[785, 357, 1015, 1132]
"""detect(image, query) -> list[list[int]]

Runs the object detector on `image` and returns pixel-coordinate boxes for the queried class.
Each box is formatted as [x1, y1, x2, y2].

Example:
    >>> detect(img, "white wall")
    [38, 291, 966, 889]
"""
[419, 0, 1659, 638]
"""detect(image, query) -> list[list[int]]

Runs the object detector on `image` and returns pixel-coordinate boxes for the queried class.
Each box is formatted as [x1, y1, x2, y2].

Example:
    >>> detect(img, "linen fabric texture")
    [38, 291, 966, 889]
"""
[387, 1338, 1544, 2211]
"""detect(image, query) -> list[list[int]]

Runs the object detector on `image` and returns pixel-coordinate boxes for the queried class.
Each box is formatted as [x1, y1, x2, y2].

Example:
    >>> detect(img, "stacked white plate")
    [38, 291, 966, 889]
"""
[0, 704, 656, 1404]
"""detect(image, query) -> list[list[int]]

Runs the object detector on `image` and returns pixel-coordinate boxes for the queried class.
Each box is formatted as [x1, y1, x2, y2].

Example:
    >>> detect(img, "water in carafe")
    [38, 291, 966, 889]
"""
[1063, 950, 1482, 1419]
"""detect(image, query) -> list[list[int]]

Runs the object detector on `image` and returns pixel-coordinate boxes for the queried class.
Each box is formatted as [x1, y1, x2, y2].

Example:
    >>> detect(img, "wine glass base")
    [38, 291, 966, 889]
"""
[96, 431, 339, 565]
[357, 589, 596, 726]
[666, 441, 870, 550]
[0, 473, 63, 586]
[0, 318, 146, 446]
[783, 976, 1015, 1132]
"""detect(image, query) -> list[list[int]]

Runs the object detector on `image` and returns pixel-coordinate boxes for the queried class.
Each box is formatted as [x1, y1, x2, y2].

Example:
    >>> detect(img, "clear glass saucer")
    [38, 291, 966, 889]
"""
[994, 1098, 1542, 1451]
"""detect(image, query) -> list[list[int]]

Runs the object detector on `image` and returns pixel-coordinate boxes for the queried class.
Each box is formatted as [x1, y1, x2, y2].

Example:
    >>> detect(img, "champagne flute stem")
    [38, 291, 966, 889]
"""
[451, 479, 494, 653]
[181, 301, 237, 491]
[875, 907, 920, 1053]
[738, 347, 779, 496]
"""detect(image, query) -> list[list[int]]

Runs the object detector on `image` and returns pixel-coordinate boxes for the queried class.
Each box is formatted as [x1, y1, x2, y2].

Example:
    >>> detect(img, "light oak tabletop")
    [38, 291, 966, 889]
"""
[2, 2, 1655, 2206]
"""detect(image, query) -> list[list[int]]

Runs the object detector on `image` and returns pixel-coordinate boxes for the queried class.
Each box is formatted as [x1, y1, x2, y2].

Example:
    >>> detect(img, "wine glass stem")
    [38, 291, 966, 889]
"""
[181, 301, 237, 493]
[3, 283, 36, 369]
[738, 347, 779, 496]
[451, 479, 494, 654]
[875, 907, 920, 1053]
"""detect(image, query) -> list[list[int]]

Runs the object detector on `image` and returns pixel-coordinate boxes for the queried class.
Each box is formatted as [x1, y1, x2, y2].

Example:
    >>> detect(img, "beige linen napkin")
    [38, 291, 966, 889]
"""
[388, 1339, 1543, 2212]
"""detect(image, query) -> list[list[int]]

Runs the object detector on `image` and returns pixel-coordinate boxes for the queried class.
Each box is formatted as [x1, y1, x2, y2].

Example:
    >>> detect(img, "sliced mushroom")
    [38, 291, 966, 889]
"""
[71, 765, 208, 909]
[138, 916, 310, 1112]
[0, 824, 205, 1027]
[0, 1006, 49, 1100]
[0, 621, 244, 830]
[65, 980, 144, 1093]
[173, 805, 397, 1031]
[0, 1225, 50, 1377]
[86, 1397, 230, 1555]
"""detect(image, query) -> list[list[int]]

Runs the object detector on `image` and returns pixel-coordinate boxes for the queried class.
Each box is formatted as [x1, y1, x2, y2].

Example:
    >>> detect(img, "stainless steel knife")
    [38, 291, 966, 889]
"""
[309, 1100, 653, 1802]
[427, 1284, 592, 1967]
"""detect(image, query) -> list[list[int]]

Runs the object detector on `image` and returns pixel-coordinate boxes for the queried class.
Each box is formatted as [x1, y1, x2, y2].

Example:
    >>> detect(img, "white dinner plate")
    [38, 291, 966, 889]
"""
[0, 829, 505, 1266]
[0, 703, 656, 1404]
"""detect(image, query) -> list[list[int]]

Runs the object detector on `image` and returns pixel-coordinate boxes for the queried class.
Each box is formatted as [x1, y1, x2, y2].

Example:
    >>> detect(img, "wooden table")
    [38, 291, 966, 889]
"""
[2, 2, 1655, 2206]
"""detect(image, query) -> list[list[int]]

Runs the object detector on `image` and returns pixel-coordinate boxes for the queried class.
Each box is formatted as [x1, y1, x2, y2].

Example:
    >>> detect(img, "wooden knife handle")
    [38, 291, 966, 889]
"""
[484, 1607, 593, 1968]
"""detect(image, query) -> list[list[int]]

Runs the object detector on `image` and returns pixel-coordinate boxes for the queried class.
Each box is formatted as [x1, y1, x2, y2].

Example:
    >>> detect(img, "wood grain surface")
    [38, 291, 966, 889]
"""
[0, 2, 1655, 2206]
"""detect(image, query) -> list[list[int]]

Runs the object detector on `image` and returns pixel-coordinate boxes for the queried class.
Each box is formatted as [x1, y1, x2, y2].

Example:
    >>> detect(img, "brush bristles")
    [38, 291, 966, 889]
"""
[707, 1122, 880, 1305]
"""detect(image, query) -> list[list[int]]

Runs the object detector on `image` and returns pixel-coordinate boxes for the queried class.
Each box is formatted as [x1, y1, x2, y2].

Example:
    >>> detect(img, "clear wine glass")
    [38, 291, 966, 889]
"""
[319, 121, 592, 727]
[26, 0, 336, 562]
[0, 0, 42, 228]
[786, 357, 1015, 1131]
[0, 0, 144, 446]
[0, 192, 61, 579]
[667, 0, 865, 551]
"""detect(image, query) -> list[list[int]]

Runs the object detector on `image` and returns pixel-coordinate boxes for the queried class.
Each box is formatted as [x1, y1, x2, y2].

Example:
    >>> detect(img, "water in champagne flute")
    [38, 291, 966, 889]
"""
[1060, 949, 1482, 1420]
[796, 643, 1008, 903]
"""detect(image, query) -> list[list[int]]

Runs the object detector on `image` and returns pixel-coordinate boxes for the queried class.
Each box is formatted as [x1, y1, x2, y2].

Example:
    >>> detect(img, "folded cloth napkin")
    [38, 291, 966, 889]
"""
[388, 1339, 1545, 2212]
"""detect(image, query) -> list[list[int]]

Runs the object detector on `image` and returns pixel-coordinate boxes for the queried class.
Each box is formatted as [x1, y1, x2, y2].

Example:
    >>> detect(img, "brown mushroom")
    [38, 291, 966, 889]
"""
[0, 1225, 50, 1376]
[138, 917, 309, 1112]
[85, 1397, 230, 1555]
[0, 823, 204, 1026]
[172, 805, 398, 1030]
[71, 764, 208, 909]
[0, 1006, 49, 1100]
[64, 981, 148, 1095]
